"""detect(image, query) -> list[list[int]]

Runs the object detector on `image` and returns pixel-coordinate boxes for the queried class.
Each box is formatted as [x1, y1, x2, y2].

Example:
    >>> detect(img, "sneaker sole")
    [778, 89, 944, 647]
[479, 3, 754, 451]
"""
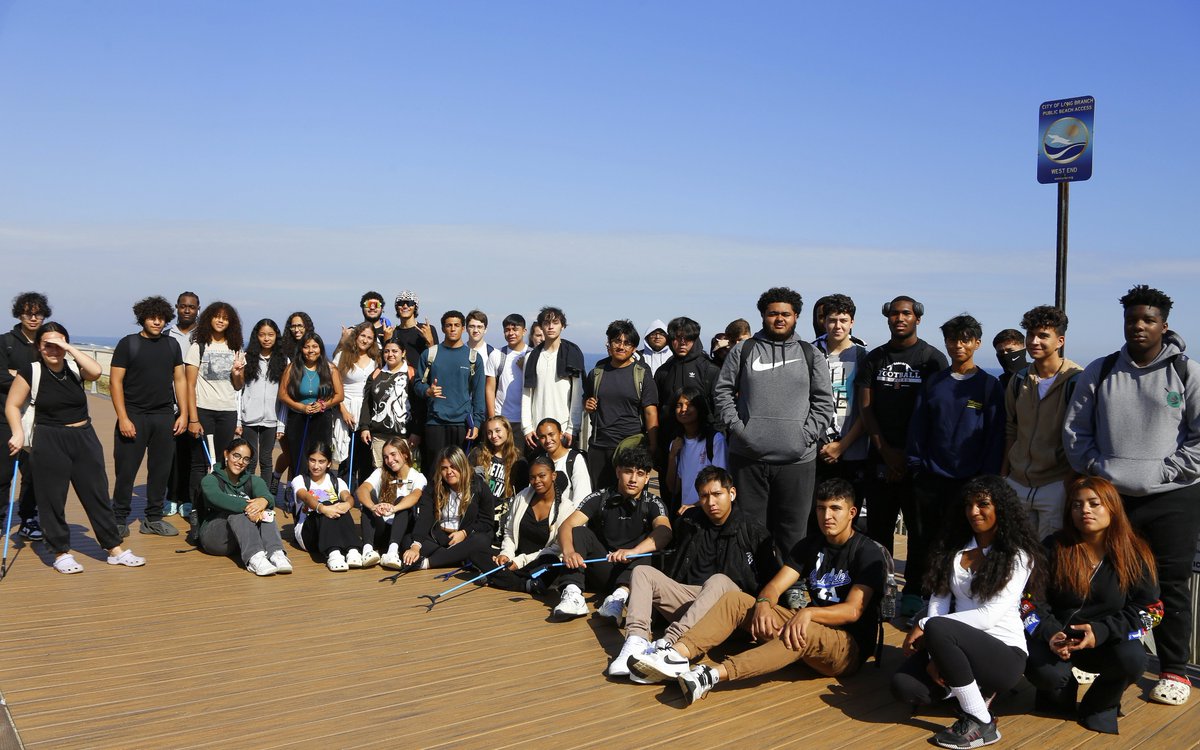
[139, 526, 180, 536]
[629, 659, 689, 684]
[548, 609, 588, 623]
[933, 730, 1001, 749]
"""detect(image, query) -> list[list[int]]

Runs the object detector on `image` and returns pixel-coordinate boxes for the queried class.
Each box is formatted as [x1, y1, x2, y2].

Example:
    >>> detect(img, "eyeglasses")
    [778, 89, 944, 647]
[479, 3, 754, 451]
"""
[288, 324, 306, 330]
[20, 312, 45, 320]
[227, 453, 252, 464]
[609, 340, 635, 350]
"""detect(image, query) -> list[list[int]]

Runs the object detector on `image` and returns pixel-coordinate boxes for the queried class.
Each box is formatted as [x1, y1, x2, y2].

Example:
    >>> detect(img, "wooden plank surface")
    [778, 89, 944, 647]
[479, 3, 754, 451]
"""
[0, 395, 1195, 749]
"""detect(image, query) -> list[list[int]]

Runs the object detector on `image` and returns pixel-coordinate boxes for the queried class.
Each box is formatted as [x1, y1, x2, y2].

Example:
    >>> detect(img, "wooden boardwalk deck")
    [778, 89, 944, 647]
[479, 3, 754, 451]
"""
[0, 395, 1196, 749]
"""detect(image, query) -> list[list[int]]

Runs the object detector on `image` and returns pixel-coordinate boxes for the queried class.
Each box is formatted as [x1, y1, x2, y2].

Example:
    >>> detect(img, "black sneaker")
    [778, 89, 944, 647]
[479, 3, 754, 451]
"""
[932, 713, 1000, 749]
[139, 519, 179, 536]
[19, 518, 43, 541]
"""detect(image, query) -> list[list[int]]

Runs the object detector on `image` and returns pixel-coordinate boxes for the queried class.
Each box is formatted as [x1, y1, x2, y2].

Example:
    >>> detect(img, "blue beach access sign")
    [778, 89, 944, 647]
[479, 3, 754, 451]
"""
[1038, 96, 1094, 184]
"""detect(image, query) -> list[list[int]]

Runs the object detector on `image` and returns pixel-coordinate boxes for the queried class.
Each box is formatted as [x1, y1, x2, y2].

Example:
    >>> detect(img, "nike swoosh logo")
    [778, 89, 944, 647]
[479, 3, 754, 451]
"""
[750, 357, 806, 371]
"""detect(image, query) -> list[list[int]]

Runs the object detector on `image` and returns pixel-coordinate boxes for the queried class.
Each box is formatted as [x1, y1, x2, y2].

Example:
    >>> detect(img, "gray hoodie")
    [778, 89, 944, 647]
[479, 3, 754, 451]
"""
[713, 330, 835, 463]
[1063, 330, 1200, 497]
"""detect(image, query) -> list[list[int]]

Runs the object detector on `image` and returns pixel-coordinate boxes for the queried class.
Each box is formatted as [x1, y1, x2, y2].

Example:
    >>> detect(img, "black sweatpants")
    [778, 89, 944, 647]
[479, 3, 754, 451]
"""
[555, 526, 651, 593]
[1025, 635, 1146, 734]
[168, 431, 193, 505]
[189, 408, 238, 506]
[0, 422, 36, 522]
[31, 423, 122, 555]
[891, 617, 1026, 706]
[864, 466, 914, 557]
[299, 510, 360, 560]
[1124, 483, 1200, 676]
[240, 424, 278, 479]
[112, 410, 175, 523]
[903, 474, 967, 598]
[585, 445, 618, 491]
[284, 410, 335, 476]
[422, 423, 467, 476]
[728, 453, 815, 557]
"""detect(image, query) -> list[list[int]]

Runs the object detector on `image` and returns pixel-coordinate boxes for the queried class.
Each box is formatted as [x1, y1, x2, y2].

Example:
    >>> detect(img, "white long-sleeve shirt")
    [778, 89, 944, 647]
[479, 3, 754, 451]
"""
[919, 539, 1033, 654]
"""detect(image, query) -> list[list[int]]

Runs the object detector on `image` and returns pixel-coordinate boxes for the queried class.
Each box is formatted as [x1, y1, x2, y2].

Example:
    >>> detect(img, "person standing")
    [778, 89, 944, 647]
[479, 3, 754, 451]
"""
[854, 296, 948, 572]
[414, 311, 486, 471]
[713, 287, 834, 555]
[814, 294, 870, 490]
[0, 291, 50, 540]
[110, 296, 188, 538]
[1064, 284, 1200, 706]
[638, 320, 671, 377]
[164, 292, 200, 516]
[485, 313, 528, 438]
[582, 320, 659, 490]
[520, 307, 584, 451]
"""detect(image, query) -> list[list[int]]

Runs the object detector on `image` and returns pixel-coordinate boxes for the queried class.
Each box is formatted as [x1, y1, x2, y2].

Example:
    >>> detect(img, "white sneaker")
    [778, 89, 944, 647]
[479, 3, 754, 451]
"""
[550, 585, 588, 622]
[360, 547, 381, 568]
[595, 590, 628, 625]
[246, 551, 278, 576]
[346, 549, 364, 568]
[608, 635, 651, 678]
[269, 550, 293, 574]
[677, 665, 718, 705]
[327, 550, 349, 572]
[379, 550, 403, 570]
[629, 647, 692, 683]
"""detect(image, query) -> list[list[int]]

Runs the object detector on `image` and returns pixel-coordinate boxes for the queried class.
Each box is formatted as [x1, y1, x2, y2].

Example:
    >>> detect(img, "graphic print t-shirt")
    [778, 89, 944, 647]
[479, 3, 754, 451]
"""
[854, 340, 948, 450]
[789, 533, 886, 663]
[185, 340, 239, 412]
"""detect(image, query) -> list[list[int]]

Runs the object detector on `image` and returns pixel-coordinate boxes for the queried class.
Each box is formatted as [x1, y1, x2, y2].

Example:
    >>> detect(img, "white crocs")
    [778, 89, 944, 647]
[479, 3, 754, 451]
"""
[1150, 675, 1191, 705]
[106, 549, 146, 567]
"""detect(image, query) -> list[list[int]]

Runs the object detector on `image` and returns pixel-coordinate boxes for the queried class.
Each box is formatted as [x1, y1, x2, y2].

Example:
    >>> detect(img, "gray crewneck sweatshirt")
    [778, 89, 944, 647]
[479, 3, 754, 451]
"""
[1063, 330, 1200, 496]
[713, 329, 834, 463]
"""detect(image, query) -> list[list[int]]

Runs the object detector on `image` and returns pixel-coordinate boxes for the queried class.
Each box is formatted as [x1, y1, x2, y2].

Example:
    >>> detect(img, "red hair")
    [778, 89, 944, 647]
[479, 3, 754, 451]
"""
[1054, 476, 1156, 598]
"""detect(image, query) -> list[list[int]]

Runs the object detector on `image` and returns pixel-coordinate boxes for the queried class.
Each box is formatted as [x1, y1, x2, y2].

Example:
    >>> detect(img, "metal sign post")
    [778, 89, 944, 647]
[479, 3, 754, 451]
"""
[1038, 95, 1094, 314]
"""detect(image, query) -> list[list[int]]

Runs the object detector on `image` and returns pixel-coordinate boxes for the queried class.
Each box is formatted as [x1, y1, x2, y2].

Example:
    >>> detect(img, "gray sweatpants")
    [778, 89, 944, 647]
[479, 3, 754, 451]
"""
[199, 512, 285, 565]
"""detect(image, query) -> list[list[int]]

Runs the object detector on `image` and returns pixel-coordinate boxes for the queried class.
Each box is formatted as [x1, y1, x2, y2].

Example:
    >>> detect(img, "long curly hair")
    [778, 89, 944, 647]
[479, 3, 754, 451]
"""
[244, 319, 287, 384]
[282, 311, 314, 361]
[334, 321, 380, 377]
[1052, 475, 1157, 598]
[923, 475, 1044, 601]
[470, 416, 521, 497]
[377, 436, 417, 506]
[191, 301, 244, 351]
[432, 446, 475, 524]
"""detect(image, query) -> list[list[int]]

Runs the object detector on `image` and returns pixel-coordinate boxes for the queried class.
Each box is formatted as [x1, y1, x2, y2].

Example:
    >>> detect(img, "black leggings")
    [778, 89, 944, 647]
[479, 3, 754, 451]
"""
[285, 410, 334, 475]
[240, 424, 278, 479]
[422, 526, 492, 569]
[189, 408, 238, 506]
[360, 508, 413, 551]
[1025, 635, 1146, 734]
[891, 617, 1026, 705]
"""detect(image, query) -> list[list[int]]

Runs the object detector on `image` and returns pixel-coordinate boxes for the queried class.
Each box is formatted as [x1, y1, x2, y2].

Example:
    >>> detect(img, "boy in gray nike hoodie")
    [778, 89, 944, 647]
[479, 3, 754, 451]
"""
[1063, 284, 1200, 703]
[714, 287, 834, 554]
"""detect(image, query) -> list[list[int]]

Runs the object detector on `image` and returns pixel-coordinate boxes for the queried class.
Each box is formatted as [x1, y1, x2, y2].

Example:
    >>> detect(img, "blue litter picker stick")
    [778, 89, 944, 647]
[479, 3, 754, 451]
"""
[420, 562, 509, 611]
[529, 552, 654, 579]
[2, 460, 19, 578]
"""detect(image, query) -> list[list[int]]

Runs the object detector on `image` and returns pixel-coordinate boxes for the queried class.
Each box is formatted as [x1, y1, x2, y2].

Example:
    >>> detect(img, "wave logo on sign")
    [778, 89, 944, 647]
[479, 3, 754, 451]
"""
[1043, 117, 1090, 164]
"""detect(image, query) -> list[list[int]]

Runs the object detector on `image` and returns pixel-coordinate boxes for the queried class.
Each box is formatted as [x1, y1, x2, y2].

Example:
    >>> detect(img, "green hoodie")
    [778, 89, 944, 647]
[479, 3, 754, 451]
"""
[199, 466, 274, 530]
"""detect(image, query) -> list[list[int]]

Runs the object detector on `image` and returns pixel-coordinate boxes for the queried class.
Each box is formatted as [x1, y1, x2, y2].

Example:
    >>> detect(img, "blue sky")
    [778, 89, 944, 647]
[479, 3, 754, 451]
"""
[0, 1, 1196, 361]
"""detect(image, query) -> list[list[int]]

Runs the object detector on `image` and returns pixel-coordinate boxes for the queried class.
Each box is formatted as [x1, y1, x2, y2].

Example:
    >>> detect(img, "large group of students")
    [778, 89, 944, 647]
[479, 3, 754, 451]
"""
[2, 282, 1197, 747]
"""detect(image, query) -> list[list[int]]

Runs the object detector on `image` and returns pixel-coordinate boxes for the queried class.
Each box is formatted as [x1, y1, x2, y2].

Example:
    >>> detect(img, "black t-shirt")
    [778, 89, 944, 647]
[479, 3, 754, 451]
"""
[577, 489, 668, 551]
[390, 326, 438, 370]
[20, 362, 88, 426]
[854, 339, 948, 450]
[584, 361, 659, 449]
[788, 532, 886, 664]
[111, 333, 183, 413]
[516, 505, 551, 556]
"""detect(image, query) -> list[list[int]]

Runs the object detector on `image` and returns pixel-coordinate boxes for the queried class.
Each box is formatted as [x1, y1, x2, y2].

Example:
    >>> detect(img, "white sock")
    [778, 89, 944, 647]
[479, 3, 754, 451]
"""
[387, 543, 399, 556]
[419, 558, 430, 570]
[949, 681, 991, 723]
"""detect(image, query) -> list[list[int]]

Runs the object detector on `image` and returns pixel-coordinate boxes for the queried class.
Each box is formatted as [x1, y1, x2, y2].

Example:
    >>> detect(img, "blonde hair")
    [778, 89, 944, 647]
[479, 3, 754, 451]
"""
[433, 446, 474, 523]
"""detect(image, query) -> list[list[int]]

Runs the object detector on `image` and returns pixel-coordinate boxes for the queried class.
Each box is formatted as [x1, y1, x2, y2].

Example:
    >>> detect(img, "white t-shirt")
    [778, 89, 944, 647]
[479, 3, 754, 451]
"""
[553, 450, 592, 507]
[678, 432, 728, 507]
[362, 466, 427, 522]
[185, 340, 240, 412]
[290, 473, 348, 521]
[486, 345, 527, 423]
[825, 345, 868, 462]
[1037, 373, 1058, 400]
[441, 490, 462, 531]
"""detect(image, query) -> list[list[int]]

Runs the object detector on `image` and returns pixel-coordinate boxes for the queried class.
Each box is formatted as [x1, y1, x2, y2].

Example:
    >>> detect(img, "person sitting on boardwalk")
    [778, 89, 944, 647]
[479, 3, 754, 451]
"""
[4, 322, 145, 573]
[291, 441, 360, 572]
[891, 475, 1042, 750]
[629, 478, 884, 705]
[550, 445, 671, 622]
[1023, 475, 1159, 735]
[608, 466, 777, 680]
[401, 446, 496, 571]
[469, 454, 578, 592]
[356, 436, 426, 570]
[469, 415, 529, 547]
[198, 437, 292, 576]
